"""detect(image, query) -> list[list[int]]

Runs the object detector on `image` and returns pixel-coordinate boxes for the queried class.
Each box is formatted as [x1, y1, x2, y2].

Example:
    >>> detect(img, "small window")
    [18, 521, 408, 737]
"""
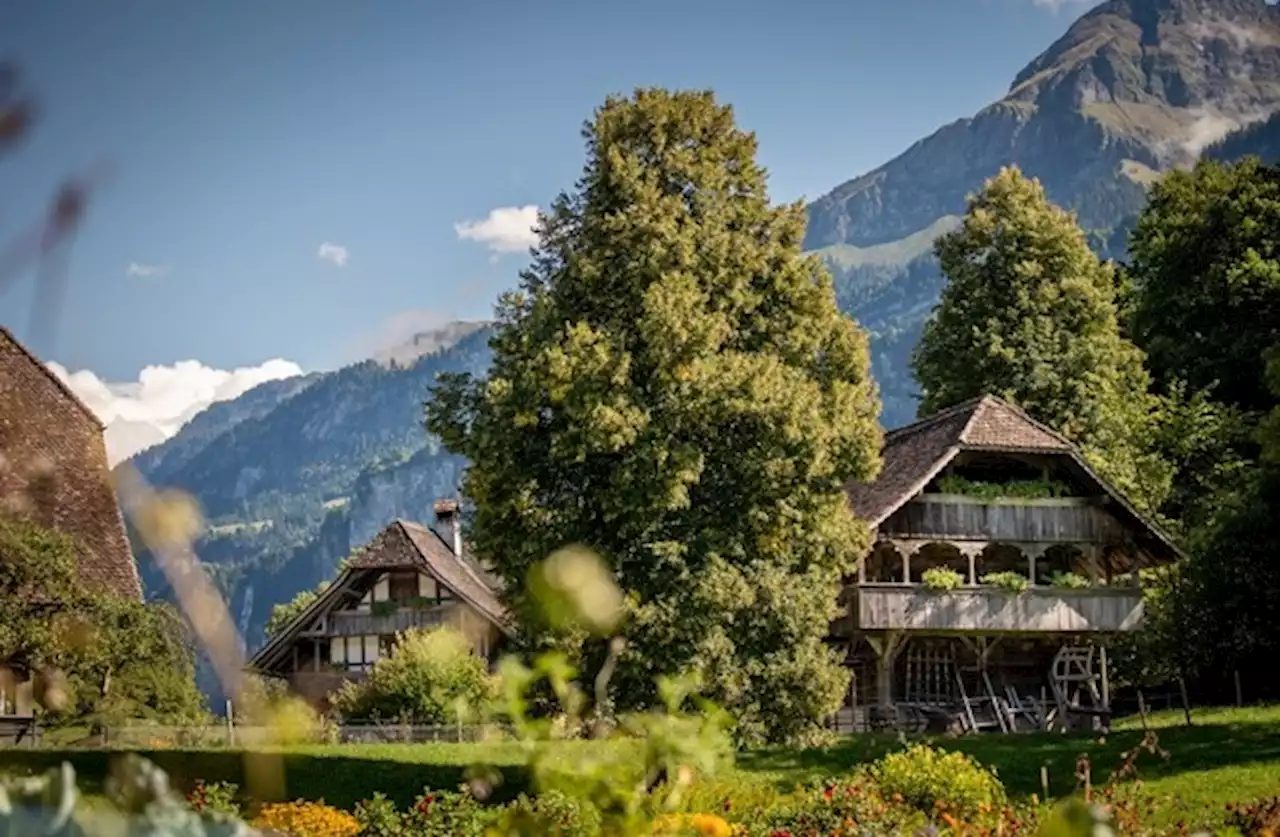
[389, 572, 418, 602]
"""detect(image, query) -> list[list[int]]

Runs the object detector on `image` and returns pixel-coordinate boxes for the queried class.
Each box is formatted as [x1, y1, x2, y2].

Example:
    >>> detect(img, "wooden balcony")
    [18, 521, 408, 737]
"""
[315, 607, 449, 636]
[879, 494, 1124, 544]
[853, 584, 1144, 633]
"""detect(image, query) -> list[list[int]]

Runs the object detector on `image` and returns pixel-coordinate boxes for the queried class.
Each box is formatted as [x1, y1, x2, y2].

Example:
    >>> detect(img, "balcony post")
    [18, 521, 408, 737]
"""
[956, 542, 985, 585]
[867, 631, 904, 711]
[1021, 543, 1049, 586]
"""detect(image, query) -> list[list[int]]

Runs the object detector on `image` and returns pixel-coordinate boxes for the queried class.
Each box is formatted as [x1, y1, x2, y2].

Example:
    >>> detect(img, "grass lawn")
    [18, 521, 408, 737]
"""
[5, 705, 1280, 825]
[738, 704, 1280, 826]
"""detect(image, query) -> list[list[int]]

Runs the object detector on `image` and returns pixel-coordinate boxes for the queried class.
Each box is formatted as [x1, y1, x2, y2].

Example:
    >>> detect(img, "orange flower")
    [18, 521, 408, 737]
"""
[251, 800, 360, 837]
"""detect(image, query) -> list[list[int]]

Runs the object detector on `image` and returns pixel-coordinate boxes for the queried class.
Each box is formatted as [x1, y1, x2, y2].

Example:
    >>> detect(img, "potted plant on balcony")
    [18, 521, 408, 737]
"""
[1049, 571, 1091, 589]
[979, 571, 1029, 595]
[922, 567, 965, 591]
[932, 475, 1080, 506]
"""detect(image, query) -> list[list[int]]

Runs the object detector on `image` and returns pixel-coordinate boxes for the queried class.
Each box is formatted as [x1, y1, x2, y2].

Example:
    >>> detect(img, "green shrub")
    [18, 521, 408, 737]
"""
[495, 790, 603, 837]
[935, 475, 1072, 500]
[871, 744, 1006, 819]
[184, 779, 240, 817]
[756, 776, 927, 837]
[332, 626, 498, 724]
[921, 567, 965, 591]
[353, 792, 404, 836]
[403, 788, 498, 837]
[980, 571, 1029, 594]
[1049, 571, 1091, 589]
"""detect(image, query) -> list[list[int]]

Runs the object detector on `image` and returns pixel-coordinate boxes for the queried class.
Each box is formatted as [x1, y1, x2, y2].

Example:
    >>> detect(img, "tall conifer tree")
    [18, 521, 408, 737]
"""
[912, 166, 1168, 510]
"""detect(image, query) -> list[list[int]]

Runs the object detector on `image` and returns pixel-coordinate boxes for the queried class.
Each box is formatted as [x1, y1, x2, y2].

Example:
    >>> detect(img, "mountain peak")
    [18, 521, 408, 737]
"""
[1006, 0, 1280, 159]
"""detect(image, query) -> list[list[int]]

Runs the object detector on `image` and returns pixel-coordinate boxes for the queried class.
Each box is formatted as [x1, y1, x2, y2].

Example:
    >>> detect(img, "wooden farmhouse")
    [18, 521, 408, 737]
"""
[0, 327, 142, 721]
[832, 394, 1183, 734]
[247, 501, 511, 709]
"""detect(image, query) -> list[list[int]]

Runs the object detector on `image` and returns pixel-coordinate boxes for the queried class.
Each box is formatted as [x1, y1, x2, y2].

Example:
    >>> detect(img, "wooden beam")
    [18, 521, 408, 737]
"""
[1099, 644, 1110, 712]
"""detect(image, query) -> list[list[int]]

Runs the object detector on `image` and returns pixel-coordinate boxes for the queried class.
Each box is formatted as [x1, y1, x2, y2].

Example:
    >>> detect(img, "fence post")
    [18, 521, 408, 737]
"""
[1234, 670, 1243, 707]
[226, 699, 235, 747]
[1178, 677, 1193, 727]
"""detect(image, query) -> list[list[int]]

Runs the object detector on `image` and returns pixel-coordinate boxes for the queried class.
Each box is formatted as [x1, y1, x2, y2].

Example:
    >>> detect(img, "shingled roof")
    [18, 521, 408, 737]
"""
[350, 520, 510, 631]
[845, 394, 1184, 561]
[0, 327, 141, 599]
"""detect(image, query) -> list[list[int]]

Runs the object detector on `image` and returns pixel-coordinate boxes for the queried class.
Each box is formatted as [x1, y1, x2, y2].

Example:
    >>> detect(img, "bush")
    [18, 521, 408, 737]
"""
[753, 777, 926, 837]
[402, 788, 498, 837]
[1049, 571, 1091, 589]
[871, 744, 1006, 819]
[495, 789, 603, 837]
[184, 779, 240, 817]
[921, 567, 965, 591]
[332, 626, 498, 724]
[251, 800, 361, 836]
[979, 571, 1029, 594]
[236, 674, 335, 745]
[1226, 795, 1280, 837]
[352, 792, 404, 836]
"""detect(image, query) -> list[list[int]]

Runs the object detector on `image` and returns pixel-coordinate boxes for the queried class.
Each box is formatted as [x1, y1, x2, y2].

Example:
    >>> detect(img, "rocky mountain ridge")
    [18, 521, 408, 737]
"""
[807, 0, 1280, 425]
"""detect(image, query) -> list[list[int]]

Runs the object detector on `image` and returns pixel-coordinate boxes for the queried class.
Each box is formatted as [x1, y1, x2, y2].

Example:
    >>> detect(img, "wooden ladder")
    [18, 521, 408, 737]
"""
[1051, 644, 1102, 730]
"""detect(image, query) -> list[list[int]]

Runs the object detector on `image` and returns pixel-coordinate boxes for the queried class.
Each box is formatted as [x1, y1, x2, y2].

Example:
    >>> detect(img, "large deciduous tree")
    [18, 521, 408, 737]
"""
[1128, 158, 1280, 415]
[912, 166, 1169, 511]
[427, 88, 882, 745]
[0, 516, 207, 725]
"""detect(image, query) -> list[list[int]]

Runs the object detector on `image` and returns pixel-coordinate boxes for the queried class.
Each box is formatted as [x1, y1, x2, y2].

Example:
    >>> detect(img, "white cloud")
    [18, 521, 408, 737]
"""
[317, 241, 349, 267]
[454, 205, 539, 255]
[126, 262, 168, 278]
[46, 357, 305, 466]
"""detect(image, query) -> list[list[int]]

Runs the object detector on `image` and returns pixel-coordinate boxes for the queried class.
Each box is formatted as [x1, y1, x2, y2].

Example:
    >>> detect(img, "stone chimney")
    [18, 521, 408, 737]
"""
[433, 498, 463, 557]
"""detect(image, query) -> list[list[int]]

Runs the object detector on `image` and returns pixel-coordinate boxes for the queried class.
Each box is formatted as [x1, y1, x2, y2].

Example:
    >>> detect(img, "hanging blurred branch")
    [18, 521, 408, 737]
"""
[0, 60, 111, 353]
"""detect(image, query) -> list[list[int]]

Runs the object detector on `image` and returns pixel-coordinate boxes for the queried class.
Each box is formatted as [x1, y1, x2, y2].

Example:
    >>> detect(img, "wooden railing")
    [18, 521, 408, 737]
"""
[879, 494, 1124, 543]
[323, 607, 448, 636]
[853, 584, 1144, 633]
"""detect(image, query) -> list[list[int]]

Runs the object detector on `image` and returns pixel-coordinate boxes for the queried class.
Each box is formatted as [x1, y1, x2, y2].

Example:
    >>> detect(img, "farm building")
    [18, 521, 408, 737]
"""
[832, 394, 1183, 733]
[247, 500, 510, 710]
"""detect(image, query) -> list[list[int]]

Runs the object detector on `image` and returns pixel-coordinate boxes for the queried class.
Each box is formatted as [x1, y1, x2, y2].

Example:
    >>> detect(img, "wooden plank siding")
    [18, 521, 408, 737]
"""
[309, 607, 450, 637]
[879, 495, 1126, 543]
[854, 584, 1144, 633]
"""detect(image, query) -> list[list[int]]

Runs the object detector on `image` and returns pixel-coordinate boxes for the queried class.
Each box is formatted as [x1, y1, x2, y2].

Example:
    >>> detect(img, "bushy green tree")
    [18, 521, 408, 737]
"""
[427, 88, 882, 745]
[1128, 157, 1280, 415]
[333, 626, 497, 724]
[912, 166, 1169, 511]
[264, 582, 328, 638]
[0, 515, 207, 724]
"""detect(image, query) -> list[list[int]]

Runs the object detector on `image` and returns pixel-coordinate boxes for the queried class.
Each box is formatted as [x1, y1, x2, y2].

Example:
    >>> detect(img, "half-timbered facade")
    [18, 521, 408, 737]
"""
[834, 395, 1184, 733]
[247, 501, 510, 708]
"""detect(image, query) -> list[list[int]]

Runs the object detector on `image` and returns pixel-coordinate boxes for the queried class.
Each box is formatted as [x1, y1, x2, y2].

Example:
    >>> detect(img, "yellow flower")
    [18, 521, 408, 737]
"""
[251, 800, 360, 837]
[689, 813, 732, 837]
[652, 813, 733, 837]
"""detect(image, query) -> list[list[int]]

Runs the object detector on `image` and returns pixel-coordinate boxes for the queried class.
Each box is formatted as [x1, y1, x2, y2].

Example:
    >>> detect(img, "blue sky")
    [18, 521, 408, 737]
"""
[0, 0, 1092, 383]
